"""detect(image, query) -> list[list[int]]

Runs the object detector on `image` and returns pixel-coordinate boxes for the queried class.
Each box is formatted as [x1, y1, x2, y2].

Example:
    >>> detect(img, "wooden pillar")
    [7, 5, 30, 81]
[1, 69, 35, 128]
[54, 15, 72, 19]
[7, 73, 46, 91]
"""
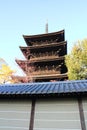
[29, 99, 36, 130]
[78, 97, 86, 130]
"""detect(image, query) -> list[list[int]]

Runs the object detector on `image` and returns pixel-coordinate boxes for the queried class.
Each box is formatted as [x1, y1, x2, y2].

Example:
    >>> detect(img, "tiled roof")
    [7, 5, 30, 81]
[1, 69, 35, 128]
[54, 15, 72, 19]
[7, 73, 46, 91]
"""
[0, 80, 87, 97]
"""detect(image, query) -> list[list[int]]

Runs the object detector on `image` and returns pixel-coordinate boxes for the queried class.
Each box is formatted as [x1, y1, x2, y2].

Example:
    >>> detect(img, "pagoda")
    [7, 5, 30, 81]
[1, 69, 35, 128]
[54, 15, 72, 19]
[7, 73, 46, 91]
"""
[16, 29, 68, 82]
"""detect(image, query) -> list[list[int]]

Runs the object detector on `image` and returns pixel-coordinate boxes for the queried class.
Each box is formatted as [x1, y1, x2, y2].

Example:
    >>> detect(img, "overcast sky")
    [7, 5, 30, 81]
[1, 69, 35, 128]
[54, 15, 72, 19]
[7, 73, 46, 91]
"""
[0, 0, 87, 75]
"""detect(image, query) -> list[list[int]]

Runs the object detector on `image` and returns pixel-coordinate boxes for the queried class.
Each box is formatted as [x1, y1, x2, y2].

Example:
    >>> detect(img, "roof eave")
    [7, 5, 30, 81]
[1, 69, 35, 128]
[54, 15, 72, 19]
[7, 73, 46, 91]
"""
[23, 30, 64, 39]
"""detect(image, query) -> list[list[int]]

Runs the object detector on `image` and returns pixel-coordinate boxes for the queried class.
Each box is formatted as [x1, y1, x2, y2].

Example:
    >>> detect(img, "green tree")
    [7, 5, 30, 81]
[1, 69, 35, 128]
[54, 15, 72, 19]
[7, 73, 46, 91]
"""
[65, 39, 87, 80]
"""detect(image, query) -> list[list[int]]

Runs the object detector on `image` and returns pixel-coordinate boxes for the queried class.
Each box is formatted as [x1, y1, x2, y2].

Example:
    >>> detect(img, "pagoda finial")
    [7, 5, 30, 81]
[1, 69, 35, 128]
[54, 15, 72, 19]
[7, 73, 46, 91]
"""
[45, 20, 48, 33]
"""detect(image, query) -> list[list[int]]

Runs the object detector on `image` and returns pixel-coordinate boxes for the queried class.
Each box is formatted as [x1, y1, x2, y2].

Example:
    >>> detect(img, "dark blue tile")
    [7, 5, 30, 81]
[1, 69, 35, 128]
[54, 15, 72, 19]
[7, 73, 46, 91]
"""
[0, 80, 87, 96]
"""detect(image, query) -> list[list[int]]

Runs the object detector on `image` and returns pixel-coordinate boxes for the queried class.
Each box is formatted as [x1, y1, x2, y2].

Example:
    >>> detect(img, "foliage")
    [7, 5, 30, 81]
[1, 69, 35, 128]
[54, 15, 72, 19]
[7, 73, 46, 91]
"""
[0, 64, 16, 84]
[65, 39, 87, 80]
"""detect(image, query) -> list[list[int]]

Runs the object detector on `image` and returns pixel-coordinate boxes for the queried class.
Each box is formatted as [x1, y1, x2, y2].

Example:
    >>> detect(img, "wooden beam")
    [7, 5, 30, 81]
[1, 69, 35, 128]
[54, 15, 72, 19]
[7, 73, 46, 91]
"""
[29, 99, 36, 130]
[78, 98, 86, 130]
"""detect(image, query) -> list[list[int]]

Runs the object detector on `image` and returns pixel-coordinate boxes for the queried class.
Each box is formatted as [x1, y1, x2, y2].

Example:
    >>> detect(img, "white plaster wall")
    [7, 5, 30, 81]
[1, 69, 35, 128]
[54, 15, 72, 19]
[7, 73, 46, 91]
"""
[0, 100, 31, 130]
[82, 97, 87, 130]
[34, 98, 81, 130]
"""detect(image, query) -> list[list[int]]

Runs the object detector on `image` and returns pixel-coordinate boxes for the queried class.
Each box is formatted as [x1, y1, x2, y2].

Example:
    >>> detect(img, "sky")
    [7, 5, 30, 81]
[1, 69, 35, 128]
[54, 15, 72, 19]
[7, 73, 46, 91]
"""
[0, 0, 87, 76]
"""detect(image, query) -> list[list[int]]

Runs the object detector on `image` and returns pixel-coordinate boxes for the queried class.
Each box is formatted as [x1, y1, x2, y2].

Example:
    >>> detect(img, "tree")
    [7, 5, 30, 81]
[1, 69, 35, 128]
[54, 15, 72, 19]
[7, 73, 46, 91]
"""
[65, 39, 87, 80]
[0, 64, 16, 84]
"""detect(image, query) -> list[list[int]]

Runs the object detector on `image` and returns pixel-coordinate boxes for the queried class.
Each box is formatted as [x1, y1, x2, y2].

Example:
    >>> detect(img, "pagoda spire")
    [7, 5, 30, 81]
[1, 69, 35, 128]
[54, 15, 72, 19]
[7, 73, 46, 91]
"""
[45, 20, 48, 33]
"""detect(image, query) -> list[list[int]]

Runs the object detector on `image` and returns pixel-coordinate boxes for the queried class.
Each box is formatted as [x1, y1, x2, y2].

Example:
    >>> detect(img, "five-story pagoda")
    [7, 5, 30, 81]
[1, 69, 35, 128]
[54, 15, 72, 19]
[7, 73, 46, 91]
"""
[16, 29, 68, 82]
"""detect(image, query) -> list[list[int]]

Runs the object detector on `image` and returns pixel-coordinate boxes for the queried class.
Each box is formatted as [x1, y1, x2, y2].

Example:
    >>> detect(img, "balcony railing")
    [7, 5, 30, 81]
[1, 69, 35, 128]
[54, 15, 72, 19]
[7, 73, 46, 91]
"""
[29, 51, 60, 61]
[31, 70, 61, 75]
[27, 65, 61, 76]
[31, 39, 58, 46]
[30, 55, 59, 61]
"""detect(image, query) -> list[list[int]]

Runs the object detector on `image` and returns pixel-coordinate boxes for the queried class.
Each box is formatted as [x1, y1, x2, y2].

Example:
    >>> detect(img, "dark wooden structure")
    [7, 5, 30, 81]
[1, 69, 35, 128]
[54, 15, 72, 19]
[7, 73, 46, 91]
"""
[16, 30, 68, 82]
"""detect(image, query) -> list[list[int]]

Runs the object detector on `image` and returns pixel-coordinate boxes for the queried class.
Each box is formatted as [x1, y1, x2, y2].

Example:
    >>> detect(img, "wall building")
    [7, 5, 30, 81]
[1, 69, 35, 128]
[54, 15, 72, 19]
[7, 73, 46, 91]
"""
[16, 29, 68, 82]
[0, 80, 87, 130]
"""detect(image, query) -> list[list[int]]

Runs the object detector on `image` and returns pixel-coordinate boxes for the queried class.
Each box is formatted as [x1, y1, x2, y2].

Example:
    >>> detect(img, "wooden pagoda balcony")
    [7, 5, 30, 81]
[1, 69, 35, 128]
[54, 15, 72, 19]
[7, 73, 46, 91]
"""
[23, 41, 67, 50]
[31, 39, 59, 47]
[31, 69, 61, 76]
[31, 73, 68, 81]
[28, 65, 61, 76]
[30, 55, 59, 62]
[20, 41, 67, 60]
[29, 51, 62, 62]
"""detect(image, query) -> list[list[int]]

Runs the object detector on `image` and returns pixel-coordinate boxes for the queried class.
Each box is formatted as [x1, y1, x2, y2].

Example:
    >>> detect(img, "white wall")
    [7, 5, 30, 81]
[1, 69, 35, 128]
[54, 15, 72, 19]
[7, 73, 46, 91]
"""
[0, 100, 31, 130]
[82, 97, 87, 130]
[0, 97, 87, 130]
[34, 98, 81, 130]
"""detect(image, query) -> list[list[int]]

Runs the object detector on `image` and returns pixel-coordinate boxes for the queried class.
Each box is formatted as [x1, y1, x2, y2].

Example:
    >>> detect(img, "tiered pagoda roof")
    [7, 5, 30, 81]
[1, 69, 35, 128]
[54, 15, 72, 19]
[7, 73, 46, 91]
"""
[16, 29, 68, 82]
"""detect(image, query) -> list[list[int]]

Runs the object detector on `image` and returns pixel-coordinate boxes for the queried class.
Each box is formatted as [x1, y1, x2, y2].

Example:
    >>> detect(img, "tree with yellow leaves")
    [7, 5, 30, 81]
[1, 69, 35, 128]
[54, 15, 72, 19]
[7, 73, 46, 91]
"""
[65, 39, 87, 80]
[0, 64, 16, 84]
